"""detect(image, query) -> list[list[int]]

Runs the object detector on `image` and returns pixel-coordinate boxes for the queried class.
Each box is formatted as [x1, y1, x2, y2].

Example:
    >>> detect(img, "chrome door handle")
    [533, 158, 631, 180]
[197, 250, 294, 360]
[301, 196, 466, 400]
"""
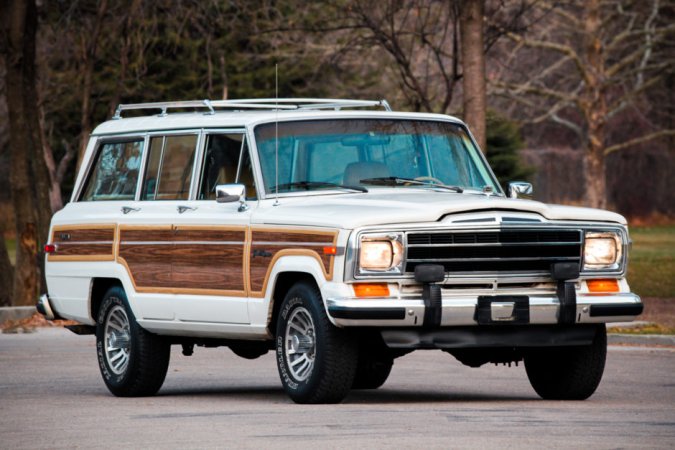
[121, 206, 141, 214]
[177, 205, 197, 214]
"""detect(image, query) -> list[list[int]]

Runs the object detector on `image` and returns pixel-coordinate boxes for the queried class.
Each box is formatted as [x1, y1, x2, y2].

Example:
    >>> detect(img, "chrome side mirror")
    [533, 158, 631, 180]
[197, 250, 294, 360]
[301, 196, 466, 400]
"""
[507, 181, 533, 199]
[215, 184, 248, 211]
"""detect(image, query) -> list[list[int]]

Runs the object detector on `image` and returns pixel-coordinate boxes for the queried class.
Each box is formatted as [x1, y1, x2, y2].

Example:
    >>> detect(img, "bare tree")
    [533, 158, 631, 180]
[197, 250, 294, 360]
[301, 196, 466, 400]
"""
[493, 0, 675, 208]
[460, 0, 487, 151]
[2, 0, 52, 306]
[335, 1, 462, 112]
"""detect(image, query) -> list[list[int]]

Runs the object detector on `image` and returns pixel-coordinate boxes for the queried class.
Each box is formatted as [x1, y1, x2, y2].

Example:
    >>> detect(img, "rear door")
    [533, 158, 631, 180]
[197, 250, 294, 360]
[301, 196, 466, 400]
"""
[116, 131, 201, 321]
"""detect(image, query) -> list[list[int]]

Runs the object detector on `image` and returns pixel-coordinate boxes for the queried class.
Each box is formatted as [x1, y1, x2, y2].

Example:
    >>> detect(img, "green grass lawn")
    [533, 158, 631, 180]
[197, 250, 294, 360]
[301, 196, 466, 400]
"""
[3, 225, 674, 298]
[627, 225, 675, 298]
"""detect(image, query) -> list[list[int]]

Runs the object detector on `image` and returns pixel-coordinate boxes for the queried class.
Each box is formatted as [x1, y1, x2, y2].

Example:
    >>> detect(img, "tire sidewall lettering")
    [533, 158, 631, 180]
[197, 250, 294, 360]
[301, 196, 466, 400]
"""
[96, 293, 130, 386]
[277, 295, 308, 391]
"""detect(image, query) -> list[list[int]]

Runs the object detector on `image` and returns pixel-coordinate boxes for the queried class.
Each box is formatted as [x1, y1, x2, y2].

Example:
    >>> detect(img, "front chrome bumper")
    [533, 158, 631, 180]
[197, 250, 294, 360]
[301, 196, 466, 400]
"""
[326, 292, 642, 327]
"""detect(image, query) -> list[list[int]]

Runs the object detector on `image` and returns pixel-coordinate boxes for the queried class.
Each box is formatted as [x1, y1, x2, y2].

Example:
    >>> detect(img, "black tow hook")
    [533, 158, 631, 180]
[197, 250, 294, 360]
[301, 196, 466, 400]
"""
[551, 262, 580, 325]
[415, 264, 445, 328]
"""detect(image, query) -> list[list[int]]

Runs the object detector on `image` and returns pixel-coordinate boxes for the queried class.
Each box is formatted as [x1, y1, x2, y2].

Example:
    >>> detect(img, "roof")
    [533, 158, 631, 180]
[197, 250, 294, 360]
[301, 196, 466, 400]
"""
[91, 98, 466, 135]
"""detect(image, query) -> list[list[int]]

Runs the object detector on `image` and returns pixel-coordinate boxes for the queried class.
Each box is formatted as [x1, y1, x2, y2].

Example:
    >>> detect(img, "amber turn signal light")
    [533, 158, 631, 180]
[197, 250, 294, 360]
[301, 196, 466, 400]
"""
[323, 246, 337, 255]
[353, 283, 390, 297]
[587, 279, 620, 293]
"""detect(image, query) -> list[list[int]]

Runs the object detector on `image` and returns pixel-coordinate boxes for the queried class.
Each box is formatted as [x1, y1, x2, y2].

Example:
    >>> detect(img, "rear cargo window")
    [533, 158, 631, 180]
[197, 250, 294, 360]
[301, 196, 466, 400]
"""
[80, 140, 143, 201]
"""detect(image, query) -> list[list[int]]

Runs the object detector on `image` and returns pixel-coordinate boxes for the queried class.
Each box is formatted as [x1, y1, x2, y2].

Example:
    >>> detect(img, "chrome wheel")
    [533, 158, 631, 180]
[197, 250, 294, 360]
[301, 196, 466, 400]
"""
[104, 304, 131, 375]
[285, 306, 316, 381]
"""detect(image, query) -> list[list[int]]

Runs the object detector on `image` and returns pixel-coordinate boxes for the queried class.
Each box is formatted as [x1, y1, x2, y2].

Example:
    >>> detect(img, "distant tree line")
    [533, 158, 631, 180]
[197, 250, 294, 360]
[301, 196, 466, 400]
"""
[0, 0, 672, 306]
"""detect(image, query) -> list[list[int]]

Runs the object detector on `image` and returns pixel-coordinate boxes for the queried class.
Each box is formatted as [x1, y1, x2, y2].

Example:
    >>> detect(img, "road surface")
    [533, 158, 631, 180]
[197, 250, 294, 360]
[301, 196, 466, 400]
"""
[1, 328, 674, 449]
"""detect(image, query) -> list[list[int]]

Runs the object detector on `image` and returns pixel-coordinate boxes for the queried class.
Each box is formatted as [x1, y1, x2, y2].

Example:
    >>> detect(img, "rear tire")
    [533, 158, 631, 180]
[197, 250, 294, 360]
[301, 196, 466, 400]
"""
[525, 324, 606, 400]
[96, 286, 170, 397]
[276, 282, 358, 404]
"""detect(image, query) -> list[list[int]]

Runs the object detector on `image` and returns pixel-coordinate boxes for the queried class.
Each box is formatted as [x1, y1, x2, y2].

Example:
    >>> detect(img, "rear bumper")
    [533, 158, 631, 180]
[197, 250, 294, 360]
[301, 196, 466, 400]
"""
[326, 292, 642, 327]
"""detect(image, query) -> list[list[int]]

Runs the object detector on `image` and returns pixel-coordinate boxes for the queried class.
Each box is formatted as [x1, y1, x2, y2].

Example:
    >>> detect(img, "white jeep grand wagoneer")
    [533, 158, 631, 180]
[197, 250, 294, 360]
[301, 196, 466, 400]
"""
[39, 98, 642, 404]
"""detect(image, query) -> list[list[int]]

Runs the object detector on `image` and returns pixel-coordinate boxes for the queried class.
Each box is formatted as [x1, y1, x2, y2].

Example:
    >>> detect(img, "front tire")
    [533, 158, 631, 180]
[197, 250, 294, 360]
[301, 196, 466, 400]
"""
[525, 324, 607, 400]
[96, 286, 170, 397]
[276, 282, 358, 404]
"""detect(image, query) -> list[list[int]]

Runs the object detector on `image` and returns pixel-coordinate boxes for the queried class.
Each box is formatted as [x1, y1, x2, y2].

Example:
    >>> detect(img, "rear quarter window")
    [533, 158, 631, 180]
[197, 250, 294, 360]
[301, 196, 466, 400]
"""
[80, 140, 144, 201]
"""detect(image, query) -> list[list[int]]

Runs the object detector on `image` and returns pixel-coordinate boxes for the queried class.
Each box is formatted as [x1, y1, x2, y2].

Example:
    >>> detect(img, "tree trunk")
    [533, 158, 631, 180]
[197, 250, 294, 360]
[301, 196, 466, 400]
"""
[581, 0, 607, 209]
[0, 231, 14, 307]
[5, 0, 51, 305]
[584, 145, 606, 210]
[460, 0, 487, 152]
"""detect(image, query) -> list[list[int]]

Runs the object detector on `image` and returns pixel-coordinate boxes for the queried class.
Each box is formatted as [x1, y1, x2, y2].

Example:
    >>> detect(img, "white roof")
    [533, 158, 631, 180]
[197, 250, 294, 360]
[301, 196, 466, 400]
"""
[91, 109, 466, 136]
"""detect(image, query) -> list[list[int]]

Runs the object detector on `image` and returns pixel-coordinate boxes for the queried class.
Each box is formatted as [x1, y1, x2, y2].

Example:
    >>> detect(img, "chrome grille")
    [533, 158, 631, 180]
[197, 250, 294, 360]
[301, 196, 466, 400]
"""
[405, 229, 582, 275]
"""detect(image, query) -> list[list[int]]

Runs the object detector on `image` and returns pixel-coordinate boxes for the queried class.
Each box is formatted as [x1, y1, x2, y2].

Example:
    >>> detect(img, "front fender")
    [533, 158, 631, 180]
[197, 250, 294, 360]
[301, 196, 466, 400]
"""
[249, 254, 334, 329]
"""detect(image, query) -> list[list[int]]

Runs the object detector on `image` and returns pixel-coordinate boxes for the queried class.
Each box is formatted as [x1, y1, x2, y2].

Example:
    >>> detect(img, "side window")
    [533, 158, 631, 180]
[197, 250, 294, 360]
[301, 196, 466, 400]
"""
[198, 134, 258, 201]
[142, 135, 197, 201]
[80, 139, 143, 201]
[198, 134, 243, 200]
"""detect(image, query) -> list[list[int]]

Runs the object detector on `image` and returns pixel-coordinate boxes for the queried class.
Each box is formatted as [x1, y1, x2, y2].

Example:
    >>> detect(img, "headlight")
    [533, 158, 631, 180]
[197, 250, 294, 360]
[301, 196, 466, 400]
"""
[358, 234, 404, 273]
[583, 231, 622, 270]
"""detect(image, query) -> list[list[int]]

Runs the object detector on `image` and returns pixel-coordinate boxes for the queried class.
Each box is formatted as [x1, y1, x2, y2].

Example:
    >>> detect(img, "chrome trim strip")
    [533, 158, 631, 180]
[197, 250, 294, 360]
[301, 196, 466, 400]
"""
[325, 292, 641, 327]
[407, 242, 581, 247]
[251, 241, 333, 247]
[119, 241, 245, 246]
[56, 241, 114, 245]
[406, 256, 581, 262]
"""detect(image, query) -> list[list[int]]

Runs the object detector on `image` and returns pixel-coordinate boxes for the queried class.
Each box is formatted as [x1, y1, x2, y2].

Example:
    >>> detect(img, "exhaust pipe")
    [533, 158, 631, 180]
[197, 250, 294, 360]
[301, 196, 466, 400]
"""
[36, 294, 55, 320]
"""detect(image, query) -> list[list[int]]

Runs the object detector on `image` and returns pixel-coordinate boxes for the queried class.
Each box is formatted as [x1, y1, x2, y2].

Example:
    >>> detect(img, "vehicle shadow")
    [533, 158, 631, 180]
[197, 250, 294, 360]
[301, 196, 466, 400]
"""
[155, 384, 535, 404]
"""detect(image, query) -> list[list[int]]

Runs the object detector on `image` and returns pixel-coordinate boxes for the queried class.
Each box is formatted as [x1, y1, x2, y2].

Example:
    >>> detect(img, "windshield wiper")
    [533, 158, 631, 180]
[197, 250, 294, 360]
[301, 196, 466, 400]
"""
[270, 181, 368, 193]
[359, 177, 463, 193]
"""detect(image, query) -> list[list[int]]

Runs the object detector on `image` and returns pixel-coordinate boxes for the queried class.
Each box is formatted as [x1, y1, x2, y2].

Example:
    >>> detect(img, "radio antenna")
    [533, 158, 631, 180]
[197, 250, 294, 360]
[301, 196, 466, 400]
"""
[274, 63, 280, 206]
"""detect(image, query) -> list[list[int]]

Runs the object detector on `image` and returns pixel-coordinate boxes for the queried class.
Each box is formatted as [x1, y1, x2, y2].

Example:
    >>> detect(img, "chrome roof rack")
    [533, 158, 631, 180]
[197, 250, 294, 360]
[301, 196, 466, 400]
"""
[112, 98, 392, 119]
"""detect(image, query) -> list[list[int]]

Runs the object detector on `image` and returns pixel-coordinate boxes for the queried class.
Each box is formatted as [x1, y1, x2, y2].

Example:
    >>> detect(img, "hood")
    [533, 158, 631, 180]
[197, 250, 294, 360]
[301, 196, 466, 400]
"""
[251, 189, 627, 229]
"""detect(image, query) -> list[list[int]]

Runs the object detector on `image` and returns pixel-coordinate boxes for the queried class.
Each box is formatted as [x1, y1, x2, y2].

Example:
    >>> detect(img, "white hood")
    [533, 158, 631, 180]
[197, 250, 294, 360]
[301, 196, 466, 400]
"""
[251, 189, 626, 229]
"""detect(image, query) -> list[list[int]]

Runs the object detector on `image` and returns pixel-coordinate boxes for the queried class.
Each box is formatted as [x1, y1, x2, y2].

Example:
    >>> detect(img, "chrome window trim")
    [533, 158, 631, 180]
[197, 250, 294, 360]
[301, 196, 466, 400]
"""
[345, 221, 629, 282]
[75, 134, 147, 202]
[194, 128, 248, 201]
[139, 129, 201, 201]
[248, 117, 505, 200]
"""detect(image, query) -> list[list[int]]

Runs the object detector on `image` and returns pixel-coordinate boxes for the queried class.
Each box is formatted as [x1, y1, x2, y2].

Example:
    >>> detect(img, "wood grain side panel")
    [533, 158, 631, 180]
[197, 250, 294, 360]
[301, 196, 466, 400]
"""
[172, 244, 245, 291]
[121, 228, 175, 242]
[48, 224, 116, 261]
[55, 243, 114, 257]
[249, 229, 338, 295]
[252, 231, 335, 244]
[117, 225, 248, 294]
[53, 228, 115, 243]
[175, 228, 246, 243]
[118, 242, 173, 288]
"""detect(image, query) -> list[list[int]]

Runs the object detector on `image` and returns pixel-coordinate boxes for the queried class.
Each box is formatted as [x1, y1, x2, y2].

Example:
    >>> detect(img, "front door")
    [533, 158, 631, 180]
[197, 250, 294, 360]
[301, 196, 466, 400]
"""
[170, 131, 255, 324]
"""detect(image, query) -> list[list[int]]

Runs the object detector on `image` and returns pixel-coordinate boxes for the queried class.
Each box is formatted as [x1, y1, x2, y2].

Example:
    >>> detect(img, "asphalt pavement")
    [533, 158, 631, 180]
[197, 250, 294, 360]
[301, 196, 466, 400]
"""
[1, 327, 674, 449]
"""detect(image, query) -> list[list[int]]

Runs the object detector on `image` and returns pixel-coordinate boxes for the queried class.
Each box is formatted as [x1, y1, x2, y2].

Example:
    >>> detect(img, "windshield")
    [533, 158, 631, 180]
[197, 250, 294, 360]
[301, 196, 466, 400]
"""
[254, 119, 499, 195]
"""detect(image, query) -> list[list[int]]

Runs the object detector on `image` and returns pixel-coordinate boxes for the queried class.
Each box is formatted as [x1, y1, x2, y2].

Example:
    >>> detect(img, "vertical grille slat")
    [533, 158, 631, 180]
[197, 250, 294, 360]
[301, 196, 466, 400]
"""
[405, 229, 582, 275]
